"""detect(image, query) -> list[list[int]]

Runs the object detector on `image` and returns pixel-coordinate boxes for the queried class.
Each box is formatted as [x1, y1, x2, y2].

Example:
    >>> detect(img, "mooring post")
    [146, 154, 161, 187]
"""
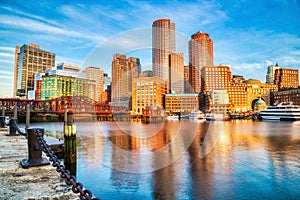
[7, 118, 18, 136]
[64, 112, 76, 138]
[21, 127, 50, 168]
[14, 105, 18, 119]
[26, 104, 30, 130]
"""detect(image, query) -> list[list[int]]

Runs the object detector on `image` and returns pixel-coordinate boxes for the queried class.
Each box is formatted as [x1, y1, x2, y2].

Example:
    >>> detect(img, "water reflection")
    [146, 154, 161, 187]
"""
[28, 120, 300, 199]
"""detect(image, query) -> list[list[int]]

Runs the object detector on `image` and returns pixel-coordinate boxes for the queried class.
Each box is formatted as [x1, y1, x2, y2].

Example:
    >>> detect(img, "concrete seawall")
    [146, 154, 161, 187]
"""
[0, 129, 78, 200]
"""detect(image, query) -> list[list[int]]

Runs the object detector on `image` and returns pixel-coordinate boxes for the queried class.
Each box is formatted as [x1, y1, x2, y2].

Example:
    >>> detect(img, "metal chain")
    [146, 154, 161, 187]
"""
[35, 129, 100, 200]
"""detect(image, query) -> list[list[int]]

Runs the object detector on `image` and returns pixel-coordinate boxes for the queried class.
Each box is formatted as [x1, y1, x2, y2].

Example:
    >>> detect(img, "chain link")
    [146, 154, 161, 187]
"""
[35, 129, 100, 200]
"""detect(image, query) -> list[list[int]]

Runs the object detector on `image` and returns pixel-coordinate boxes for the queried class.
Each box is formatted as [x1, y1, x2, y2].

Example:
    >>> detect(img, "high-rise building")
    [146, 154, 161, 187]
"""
[132, 76, 168, 115]
[189, 32, 214, 93]
[266, 63, 280, 84]
[165, 93, 199, 113]
[274, 68, 299, 90]
[152, 18, 175, 82]
[111, 54, 139, 108]
[83, 66, 104, 102]
[14, 43, 55, 98]
[169, 52, 184, 93]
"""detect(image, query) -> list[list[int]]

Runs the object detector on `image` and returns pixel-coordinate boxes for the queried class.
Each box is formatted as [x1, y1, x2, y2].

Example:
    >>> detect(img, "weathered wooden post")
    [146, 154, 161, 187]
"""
[26, 104, 30, 130]
[7, 118, 18, 136]
[21, 127, 50, 168]
[14, 105, 17, 119]
[63, 105, 77, 175]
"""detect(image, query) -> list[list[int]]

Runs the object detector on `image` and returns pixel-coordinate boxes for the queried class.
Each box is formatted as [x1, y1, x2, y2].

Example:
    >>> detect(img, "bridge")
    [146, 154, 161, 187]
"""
[0, 96, 112, 118]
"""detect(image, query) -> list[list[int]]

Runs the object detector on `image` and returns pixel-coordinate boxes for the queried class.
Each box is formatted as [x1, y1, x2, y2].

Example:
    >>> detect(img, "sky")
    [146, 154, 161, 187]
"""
[0, 0, 300, 97]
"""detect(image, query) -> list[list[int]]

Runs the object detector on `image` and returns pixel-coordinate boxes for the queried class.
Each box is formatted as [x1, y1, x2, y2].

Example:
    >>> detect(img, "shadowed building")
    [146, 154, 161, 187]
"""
[83, 66, 104, 102]
[14, 43, 55, 98]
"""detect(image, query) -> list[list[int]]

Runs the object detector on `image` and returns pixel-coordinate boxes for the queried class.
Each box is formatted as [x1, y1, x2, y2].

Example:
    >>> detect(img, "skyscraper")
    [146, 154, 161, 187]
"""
[111, 54, 139, 108]
[152, 18, 175, 82]
[169, 52, 184, 93]
[14, 43, 55, 98]
[189, 31, 214, 93]
[83, 66, 104, 102]
[266, 63, 280, 84]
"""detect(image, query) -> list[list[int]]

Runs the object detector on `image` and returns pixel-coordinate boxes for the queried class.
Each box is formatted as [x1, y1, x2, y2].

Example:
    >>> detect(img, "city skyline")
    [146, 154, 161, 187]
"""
[1, 0, 300, 97]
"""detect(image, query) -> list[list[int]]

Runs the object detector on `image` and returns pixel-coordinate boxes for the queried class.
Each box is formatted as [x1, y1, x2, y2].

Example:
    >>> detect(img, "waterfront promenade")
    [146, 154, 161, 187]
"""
[0, 128, 77, 200]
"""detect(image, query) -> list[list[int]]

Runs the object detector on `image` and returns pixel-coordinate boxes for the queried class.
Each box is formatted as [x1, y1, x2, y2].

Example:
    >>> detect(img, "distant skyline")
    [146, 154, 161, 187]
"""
[0, 0, 300, 97]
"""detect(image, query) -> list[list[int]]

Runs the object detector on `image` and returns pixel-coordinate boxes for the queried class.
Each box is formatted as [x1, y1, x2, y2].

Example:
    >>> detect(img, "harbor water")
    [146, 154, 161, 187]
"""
[27, 119, 300, 199]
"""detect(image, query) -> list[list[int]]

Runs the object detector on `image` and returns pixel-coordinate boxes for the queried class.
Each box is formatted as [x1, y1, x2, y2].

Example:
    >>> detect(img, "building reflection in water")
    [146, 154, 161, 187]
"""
[70, 120, 300, 199]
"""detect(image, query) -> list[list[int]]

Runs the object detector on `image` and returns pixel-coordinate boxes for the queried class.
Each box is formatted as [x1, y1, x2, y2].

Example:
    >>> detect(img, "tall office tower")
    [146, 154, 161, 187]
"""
[111, 54, 139, 108]
[14, 43, 55, 98]
[266, 63, 280, 84]
[83, 66, 104, 102]
[152, 18, 175, 82]
[274, 68, 299, 90]
[169, 52, 184, 93]
[189, 31, 214, 93]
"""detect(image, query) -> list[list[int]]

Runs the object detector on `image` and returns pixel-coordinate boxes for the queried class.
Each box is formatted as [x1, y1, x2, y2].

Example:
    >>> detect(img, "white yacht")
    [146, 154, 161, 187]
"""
[259, 102, 300, 121]
[166, 115, 179, 121]
[189, 110, 204, 120]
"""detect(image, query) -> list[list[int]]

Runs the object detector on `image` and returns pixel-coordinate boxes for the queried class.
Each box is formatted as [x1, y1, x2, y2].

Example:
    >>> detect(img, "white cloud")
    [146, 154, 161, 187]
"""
[0, 46, 15, 52]
[0, 15, 106, 44]
[0, 52, 14, 58]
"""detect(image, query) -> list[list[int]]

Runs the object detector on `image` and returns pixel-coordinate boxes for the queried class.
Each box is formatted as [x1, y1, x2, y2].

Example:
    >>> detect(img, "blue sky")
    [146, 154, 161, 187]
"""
[0, 0, 300, 97]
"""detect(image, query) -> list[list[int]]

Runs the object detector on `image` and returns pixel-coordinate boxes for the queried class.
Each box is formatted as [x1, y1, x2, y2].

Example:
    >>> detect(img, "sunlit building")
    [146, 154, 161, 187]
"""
[111, 54, 139, 108]
[189, 32, 214, 93]
[152, 18, 175, 82]
[132, 77, 168, 115]
[169, 52, 184, 93]
[274, 68, 299, 90]
[165, 93, 199, 113]
[14, 43, 55, 98]
[83, 66, 104, 102]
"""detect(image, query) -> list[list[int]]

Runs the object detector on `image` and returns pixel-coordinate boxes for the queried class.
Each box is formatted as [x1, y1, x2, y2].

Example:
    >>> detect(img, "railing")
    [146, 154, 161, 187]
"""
[5, 117, 100, 200]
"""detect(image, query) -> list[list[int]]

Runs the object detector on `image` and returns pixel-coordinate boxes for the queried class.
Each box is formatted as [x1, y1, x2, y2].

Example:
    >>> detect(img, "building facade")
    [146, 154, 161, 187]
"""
[274, 68, 299, 90]
[152, 18, 175, 82]
[132, 77, 168, 115]
[14, 43, 55, 98]
[169, 52, 184, 93]
[165, 93, 199, 113]
[111, 54, 139, 108]
[38, 74, 95, 100]
[83, 66, 104, 102]
[272, 88, 300, 105]
[189, 32, 214, 93]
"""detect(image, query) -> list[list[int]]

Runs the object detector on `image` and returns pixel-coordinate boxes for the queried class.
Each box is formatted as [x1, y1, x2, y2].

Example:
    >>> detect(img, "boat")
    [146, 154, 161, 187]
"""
[166, 115, 179, 121]
[189, 110, 204, 120]
[205, 113, 230, 121]
[259, 102, 300, 121]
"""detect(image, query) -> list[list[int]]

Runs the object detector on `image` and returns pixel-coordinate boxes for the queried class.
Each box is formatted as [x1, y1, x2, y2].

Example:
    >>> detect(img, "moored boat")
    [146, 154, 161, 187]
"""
[189, 110, 204, 120]
[259, 102, 300, 121]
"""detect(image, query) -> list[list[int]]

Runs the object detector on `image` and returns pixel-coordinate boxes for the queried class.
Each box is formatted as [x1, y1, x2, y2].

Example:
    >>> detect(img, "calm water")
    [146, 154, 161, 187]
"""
[28, 120, 300, 199]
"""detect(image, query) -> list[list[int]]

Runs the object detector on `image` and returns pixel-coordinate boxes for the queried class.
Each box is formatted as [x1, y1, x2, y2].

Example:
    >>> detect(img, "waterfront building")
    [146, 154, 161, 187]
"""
[189, 31, 214, 93]
[199, 65, 277, 112]
[272, 88, 300, 105]
[83, 67, 104, 102]
[169, 52, 184, 93]
[274, 68, 299, 90]
[266, 63, 280, 84]
[132, 77, 168, 115]
[165, 93, 199, 113]
[208, 90, 233, 114]
[14, 43, 55, 98]
[152, 18, 175, 82]
[39, 74, 95, 100]
[111, 54, 139, 108]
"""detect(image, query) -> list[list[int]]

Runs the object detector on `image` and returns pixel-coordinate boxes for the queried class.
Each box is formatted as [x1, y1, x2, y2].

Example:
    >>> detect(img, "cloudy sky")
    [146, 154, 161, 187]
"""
[0, 0, 299, 97]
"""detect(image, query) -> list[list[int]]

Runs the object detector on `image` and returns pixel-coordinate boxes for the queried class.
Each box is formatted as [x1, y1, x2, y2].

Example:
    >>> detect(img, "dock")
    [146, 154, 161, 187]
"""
[0, 129, 77, 200]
